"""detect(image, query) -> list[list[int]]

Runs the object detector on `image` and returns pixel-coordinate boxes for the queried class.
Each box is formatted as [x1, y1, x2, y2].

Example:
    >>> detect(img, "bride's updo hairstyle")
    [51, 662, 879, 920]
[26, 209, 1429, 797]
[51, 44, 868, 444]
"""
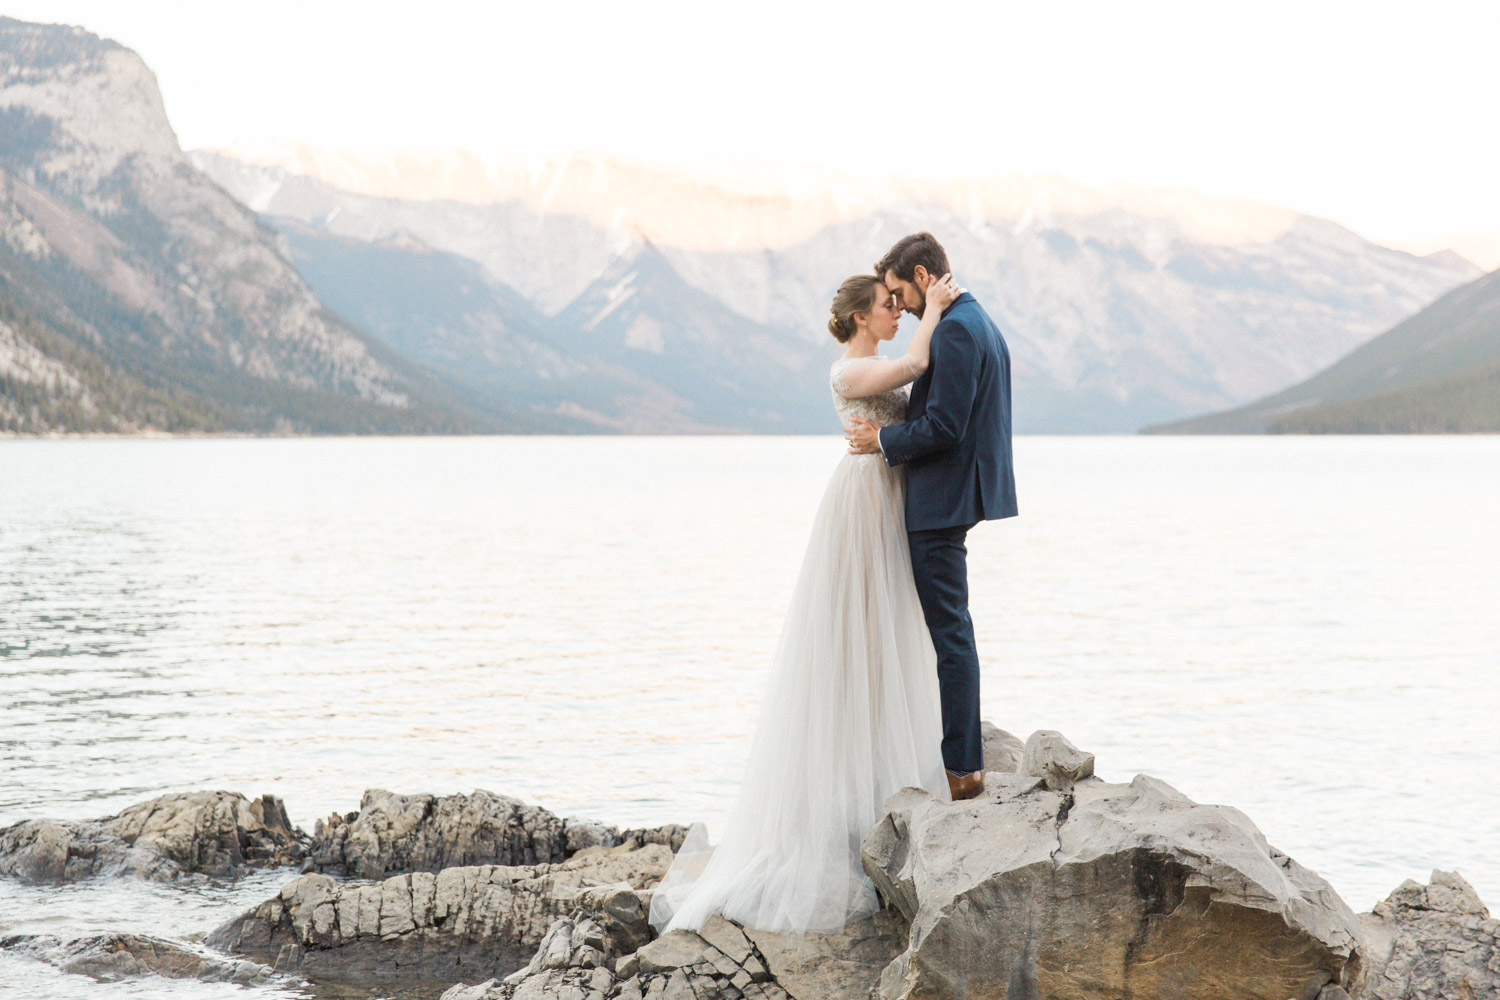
[827, 275, 883, 343]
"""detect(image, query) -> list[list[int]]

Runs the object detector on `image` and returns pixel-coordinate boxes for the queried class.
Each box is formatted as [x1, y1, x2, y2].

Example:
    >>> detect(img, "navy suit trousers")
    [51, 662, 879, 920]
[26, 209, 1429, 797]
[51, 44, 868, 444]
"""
[908, 522, 984, 774]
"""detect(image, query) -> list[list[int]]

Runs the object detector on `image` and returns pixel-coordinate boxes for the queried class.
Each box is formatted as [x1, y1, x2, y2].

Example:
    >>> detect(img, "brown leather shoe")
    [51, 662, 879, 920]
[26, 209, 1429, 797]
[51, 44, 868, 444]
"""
[946, 770, 984, 801]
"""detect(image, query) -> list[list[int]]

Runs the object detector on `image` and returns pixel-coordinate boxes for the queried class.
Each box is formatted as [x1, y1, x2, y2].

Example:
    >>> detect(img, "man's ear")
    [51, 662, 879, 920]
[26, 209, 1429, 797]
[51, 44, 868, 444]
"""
[913, 264, 930, 286]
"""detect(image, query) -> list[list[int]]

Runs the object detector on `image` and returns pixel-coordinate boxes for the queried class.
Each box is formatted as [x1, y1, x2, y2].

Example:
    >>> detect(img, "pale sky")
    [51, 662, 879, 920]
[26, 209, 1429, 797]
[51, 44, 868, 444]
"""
[7, 0, 1499, 247]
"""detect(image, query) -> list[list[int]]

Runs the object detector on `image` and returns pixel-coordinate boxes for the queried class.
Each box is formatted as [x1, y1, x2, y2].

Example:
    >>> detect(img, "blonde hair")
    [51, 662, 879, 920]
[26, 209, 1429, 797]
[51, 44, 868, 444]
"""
[827, 275, 883, 343]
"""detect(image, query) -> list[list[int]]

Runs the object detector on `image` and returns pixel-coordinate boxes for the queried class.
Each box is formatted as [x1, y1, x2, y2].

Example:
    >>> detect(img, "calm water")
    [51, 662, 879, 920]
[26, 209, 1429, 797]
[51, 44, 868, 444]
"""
[1, 435, 1497, 997]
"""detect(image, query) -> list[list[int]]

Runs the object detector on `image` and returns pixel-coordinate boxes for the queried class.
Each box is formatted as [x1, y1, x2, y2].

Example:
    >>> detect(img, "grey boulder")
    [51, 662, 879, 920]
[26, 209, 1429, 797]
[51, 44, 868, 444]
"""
[1356, 869, 1499, 999]
[613, 915, 791, 1000]
[446, 911, 792, 1000]
[981, 722, 1025, 774]
[307, 788, 568, 877]
[208, 841, 671, 986]
[306, 787, 688, 877]
[0, 932, 277, 984]
[1020, 729, 1095, 790]
[742, 908, 908, 1000]
[444, 905, 907, 1000]
[616, 822, 692, 854]
[0, 791, 304, 882]
[438, 911, 632, 1000]
[862, 750, 1365, 999]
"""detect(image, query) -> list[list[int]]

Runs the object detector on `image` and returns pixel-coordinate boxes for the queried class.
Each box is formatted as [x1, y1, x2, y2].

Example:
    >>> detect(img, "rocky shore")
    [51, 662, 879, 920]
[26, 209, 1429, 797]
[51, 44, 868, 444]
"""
[1, 724, 1493, 999]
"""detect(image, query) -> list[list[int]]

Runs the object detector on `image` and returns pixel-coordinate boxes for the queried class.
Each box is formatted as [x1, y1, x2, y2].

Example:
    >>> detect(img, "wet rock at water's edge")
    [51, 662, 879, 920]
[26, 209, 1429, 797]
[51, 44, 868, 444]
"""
[208, 841, 671, 986]
[5, 730, 1491, 1000]
[0, 791, 305, 883]
[0, 932, 279, 984]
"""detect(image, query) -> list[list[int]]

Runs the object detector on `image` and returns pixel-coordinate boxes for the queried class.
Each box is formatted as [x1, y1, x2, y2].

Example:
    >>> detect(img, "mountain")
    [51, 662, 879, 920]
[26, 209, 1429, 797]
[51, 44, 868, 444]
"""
[273, 223, 596, 431]
[0, 18, 488, 434]
[1264, 359, 1499, 433]
[279, 225, 827, 432]
[1384, 230, 1500, 271]
[191, 144, 1481, 433]
[1144, 266, 1500, 433]
[546, 242, 830, 431]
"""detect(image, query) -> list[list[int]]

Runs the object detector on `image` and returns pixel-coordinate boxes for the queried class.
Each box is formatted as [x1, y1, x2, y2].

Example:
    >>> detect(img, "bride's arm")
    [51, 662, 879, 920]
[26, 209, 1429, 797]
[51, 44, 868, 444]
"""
[833, 273, 961, 397]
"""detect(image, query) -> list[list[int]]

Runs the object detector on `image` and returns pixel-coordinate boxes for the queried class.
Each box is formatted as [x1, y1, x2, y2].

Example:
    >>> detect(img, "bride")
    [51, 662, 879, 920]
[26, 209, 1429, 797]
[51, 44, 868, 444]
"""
[647, 270, 963, 937]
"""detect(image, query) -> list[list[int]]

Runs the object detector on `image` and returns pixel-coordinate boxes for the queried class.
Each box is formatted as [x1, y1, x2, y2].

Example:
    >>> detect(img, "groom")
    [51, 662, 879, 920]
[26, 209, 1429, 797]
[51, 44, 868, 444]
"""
[845, 231, 1017, 801]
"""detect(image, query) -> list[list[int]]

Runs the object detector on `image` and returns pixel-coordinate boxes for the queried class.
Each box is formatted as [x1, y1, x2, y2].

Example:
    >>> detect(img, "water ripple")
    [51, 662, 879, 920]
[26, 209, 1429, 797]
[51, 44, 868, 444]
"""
[0, 435, 1497, 1000]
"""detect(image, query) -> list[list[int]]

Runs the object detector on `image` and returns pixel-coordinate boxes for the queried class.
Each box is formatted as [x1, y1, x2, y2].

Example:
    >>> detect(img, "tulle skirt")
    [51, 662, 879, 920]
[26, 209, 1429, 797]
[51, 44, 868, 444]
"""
[647, 452, 951, 937]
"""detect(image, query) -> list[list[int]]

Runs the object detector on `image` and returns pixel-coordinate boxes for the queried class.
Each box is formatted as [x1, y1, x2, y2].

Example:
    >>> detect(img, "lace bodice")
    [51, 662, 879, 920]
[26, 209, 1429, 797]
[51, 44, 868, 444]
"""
[830, 357, 910, 428]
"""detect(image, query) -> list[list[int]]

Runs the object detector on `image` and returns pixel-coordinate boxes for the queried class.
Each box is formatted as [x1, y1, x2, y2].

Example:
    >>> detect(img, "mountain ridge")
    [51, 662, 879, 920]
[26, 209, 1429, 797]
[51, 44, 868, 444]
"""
[281, 223, 836, 433]
[192, 145, 1479, 433]
[0, 17, 492, 434]
[1143, 266, 1500, 434]
[0, 16, 1483, 436]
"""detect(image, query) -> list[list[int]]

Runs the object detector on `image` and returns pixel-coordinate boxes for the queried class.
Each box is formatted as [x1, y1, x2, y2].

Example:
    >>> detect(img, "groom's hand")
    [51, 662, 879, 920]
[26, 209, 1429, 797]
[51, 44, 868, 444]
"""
[845, 417, 881, 454]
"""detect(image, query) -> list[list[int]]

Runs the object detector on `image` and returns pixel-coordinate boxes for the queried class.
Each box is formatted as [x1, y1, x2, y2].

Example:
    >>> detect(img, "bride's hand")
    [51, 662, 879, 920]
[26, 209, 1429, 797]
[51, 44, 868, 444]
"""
[923, 273, 960, 316]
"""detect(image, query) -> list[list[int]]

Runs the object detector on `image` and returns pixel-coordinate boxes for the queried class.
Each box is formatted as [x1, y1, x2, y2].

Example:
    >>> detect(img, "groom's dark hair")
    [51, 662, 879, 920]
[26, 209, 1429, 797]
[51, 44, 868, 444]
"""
[875, 232, 950, 283]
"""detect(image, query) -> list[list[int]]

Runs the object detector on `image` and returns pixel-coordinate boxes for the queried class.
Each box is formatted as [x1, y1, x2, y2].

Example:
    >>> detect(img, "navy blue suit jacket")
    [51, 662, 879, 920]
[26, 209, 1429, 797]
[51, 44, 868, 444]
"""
[877, 292, 1017, 532]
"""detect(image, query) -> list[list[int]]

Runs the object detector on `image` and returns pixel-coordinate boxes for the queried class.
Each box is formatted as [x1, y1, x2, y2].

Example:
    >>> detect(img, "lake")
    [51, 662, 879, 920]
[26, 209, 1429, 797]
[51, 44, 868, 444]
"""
[1, 434, 1497, 998]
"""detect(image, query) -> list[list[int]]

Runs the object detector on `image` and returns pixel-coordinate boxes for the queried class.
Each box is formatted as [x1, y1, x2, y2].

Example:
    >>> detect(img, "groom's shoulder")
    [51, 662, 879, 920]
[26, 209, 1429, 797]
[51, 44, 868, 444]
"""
[955, 292, 987, 317]
[947, 294, 994, 332]
[949, 296, 1008, 358]
[959, 295, 1004, 333]
[935, 301, 979, 341]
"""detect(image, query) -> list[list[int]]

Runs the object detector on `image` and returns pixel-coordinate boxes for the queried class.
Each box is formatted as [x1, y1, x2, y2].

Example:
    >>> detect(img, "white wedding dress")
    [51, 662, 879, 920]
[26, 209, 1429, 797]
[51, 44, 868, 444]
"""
[647, 356, 951, 938]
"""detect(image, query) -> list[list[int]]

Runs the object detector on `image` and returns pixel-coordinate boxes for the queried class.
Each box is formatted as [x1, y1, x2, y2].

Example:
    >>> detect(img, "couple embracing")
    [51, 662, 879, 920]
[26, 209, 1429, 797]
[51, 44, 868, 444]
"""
[649, 232, 1017, 937]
